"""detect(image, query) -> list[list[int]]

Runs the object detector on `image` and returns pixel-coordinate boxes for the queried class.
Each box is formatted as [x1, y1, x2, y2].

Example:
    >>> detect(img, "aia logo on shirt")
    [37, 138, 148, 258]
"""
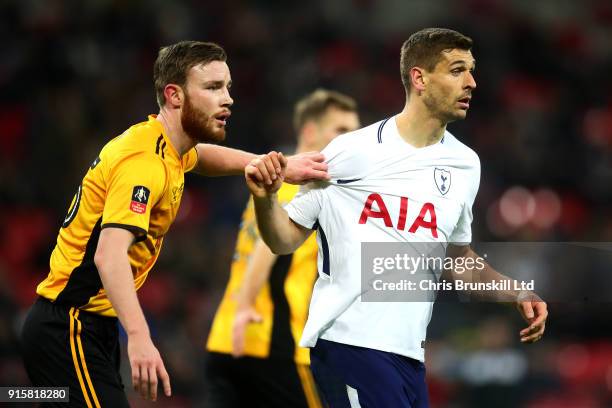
[359, 193, 438, 238]
[130, 186, 150, 214]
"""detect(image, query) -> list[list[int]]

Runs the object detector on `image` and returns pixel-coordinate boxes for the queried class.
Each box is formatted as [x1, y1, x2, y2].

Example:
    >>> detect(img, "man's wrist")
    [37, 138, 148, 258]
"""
[235, 297, 254, 310]
[126, 325, 150, 338]
[516, 289, 541, 303]
[241, 152, 258, 170]
[252, 192, 278, 203]
[234, 289, 250, 308]
[124, 322, 151, 337]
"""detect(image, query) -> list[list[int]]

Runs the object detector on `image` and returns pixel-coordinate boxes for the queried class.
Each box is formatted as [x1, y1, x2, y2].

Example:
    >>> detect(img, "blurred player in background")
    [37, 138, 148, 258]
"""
[246, 28, 548, 407]
[206, 89, 360, 408]
[20, 40, 327, 407]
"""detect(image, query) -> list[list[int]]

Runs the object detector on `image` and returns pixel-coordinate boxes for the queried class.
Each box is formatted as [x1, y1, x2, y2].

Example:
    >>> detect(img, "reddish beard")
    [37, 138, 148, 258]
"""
[181, 94, 226, 143]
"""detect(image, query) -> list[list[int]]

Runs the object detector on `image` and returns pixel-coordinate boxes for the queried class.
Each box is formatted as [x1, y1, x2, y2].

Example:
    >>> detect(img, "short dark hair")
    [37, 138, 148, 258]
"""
[400, 28, 473, 92]
[293, 89, 357, 133]
[154, 41, 227, 107]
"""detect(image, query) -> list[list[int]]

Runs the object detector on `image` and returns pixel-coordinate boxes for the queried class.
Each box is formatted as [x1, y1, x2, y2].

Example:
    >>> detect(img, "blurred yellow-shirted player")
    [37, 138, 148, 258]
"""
[207, 185, 316, 363]
[206, 89, 360, 408]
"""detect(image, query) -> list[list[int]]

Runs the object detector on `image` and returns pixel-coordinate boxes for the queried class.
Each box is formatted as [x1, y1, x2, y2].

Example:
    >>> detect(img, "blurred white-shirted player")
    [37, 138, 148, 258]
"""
[244, 28, 548, 408]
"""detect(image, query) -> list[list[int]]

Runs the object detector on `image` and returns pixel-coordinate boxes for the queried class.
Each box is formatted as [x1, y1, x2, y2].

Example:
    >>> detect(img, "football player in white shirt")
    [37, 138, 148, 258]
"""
[244, 28, 548, 408]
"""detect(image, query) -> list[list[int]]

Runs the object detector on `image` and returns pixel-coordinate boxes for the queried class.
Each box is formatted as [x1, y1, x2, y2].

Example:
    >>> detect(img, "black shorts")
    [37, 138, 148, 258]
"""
[20, 297, 129, 407]
[205, 352, 323, 408]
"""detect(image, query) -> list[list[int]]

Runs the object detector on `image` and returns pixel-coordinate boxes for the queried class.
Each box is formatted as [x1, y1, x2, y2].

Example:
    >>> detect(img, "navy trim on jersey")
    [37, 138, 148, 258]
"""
[377, 117, 391, 143]
[313, 219, 330, 276]
[337, 178, 362, 184]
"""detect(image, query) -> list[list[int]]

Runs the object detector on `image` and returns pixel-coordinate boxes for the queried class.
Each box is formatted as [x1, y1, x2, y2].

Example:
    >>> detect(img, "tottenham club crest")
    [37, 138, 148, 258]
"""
[434, 168, 451, 195]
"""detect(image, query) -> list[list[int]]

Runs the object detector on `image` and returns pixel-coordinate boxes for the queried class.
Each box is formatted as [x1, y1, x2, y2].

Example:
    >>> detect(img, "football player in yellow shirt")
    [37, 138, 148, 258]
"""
[206, 89, 360, 408]
[20, 41, 328, 407]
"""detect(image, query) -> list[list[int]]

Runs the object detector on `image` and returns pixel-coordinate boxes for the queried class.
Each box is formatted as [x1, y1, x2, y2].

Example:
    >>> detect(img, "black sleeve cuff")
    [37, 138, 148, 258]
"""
[101, 223, 148, 242]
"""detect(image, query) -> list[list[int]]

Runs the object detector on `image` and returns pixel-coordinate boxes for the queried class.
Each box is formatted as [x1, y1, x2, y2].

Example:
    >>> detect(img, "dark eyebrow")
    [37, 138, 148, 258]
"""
[450, 60, 474, 66]
[450, 60, 476, 70]
[203, 80, 231, 88]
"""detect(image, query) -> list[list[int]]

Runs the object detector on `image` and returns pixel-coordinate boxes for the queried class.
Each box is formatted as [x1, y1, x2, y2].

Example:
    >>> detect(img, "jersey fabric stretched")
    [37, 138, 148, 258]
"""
[36, 115, 198, 317]
[285, 116, 481, 362]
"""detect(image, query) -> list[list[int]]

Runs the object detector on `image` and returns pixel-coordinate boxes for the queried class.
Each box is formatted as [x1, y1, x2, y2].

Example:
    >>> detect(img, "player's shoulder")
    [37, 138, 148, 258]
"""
[321, 119, 390, 179]
[101, 117, 165, 163]
[326, 120, 386, 150]
[322, 119, 389, 162]
[442, 131, 480, 167]
[110, 117, 164, 153]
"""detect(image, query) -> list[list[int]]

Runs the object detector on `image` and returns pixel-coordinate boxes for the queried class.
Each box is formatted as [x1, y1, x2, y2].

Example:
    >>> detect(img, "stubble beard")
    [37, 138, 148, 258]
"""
[181, 94, 226, 144]
[423, 89, 465, 124]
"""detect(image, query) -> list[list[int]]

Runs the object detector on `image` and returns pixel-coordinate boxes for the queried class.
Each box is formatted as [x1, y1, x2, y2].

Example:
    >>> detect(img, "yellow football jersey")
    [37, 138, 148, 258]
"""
[36, 115, 198, 317]
[206, 183, 318, 365]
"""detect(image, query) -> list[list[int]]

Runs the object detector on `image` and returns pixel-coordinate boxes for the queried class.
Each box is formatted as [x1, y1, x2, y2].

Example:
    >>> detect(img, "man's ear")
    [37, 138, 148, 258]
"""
[410, 67, 426, 92]
[163, 84, 184, 109]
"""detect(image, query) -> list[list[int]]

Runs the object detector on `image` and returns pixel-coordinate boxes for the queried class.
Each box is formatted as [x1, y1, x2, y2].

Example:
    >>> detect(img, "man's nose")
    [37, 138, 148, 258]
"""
[465, 72, 477, 90]
[222, 89, 233, 107]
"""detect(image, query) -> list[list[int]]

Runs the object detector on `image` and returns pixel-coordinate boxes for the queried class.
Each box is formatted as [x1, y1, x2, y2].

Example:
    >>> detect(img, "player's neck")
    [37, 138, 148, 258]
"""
[155, 109, 197, 156]
[396, 102, 447, 148]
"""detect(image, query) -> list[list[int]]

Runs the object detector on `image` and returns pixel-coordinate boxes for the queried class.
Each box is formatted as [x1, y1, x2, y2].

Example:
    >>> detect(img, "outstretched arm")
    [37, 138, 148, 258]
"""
[193, 144, 329, 184]
[444, 244, 548, 344]
[192, 144, 254, 176]
[245, 152, 313, 255]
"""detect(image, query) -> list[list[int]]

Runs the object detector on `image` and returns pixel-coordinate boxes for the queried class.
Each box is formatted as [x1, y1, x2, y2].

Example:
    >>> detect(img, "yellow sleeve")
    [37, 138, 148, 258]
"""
[182, 147, 199, 173]
[101, 153, 166, 240]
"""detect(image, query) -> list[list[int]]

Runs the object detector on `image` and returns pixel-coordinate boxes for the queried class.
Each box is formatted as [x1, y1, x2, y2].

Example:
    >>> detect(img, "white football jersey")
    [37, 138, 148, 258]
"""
[285, 116, 481, 362]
